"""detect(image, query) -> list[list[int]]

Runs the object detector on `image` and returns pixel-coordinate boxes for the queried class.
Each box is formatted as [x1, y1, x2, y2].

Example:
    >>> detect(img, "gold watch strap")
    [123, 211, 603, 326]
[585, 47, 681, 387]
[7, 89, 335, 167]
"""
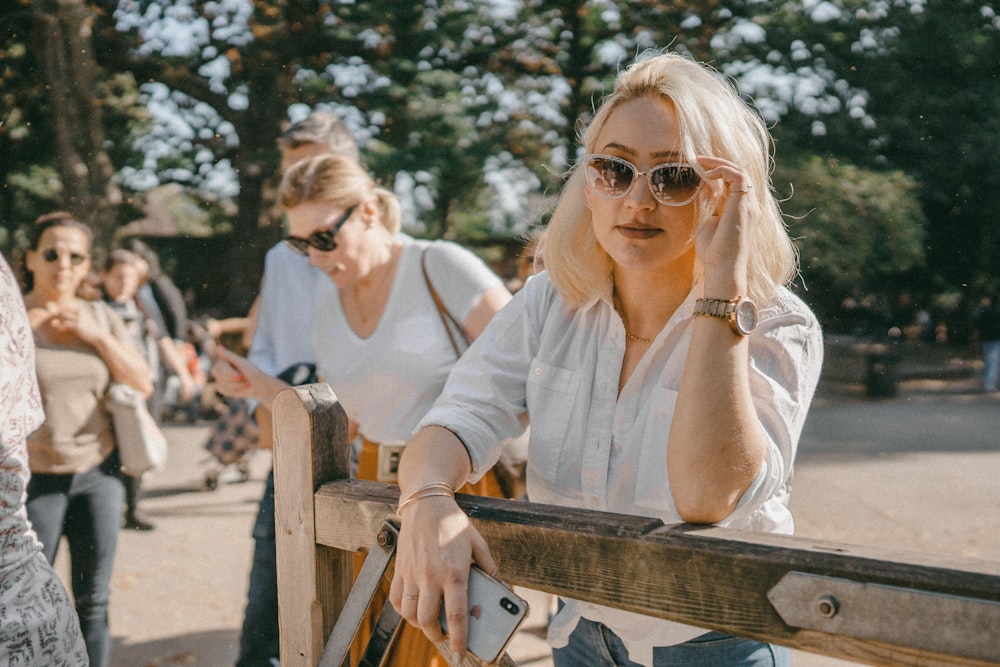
[694, 298, 737, 319]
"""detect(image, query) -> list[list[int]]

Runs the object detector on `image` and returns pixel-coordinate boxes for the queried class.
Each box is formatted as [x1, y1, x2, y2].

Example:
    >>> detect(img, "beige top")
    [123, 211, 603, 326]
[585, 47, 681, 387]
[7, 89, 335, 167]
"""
[27, 299, 132, 474]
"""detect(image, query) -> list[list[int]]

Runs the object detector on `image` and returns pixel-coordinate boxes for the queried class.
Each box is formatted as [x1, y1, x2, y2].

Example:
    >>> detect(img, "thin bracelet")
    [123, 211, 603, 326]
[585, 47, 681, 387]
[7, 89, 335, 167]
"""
[397, 482, 456, 517]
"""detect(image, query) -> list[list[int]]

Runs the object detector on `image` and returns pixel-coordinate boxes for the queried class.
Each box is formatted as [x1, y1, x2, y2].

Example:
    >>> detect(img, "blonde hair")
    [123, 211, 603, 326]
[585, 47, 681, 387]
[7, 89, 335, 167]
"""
[545, 52, 798, 308]
[279, 154, 401, 234]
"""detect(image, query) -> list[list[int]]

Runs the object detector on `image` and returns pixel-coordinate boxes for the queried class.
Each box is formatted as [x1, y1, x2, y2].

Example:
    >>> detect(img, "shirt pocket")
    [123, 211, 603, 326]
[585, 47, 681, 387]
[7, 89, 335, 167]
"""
[525, 358, 579, 480]
[634, 383, 679, 514]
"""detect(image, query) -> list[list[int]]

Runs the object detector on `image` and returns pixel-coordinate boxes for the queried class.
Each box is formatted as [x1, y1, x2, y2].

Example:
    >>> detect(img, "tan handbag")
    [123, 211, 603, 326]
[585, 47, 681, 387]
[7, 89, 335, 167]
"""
[106, 382, 169, 475]
[92, 300, 169, 475]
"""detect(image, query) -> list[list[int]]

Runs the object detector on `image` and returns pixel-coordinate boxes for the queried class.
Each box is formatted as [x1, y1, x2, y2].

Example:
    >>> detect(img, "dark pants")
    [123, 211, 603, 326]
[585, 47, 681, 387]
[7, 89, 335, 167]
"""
[236, 469, 279, 667]
[552, 600, 789, 667]
[26, 454, 124, 667]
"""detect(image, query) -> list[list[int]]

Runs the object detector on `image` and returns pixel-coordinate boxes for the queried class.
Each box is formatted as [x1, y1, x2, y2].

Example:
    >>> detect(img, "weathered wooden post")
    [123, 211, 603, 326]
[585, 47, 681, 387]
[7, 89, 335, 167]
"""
[273, 384, 352, 666]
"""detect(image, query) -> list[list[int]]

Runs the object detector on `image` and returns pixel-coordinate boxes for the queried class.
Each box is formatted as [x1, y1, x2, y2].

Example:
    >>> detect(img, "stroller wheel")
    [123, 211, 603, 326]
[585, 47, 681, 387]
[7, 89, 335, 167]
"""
[204, 472, 219, 491]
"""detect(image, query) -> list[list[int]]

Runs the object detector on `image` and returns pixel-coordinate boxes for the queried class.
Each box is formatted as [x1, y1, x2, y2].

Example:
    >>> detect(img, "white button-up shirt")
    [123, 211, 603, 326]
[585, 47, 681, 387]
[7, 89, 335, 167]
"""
[419, 272, 823, 664]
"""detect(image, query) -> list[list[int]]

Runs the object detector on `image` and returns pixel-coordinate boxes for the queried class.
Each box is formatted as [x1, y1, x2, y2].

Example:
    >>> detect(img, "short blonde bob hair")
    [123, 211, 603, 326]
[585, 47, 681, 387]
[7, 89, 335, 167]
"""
[545, 52, 798, 309]
[279, 154, 401, 235]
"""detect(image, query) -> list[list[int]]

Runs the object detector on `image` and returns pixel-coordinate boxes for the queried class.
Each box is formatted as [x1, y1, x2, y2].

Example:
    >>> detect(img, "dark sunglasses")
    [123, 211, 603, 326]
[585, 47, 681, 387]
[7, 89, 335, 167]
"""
[285, 204, 358, 255]
[41, 248, 88, 266]
[582, 154, 701, 206]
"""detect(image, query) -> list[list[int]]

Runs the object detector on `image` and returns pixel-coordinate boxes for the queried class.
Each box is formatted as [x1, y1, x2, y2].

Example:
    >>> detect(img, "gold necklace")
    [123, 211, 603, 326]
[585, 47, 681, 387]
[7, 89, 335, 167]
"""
[625, 330, 654, 344]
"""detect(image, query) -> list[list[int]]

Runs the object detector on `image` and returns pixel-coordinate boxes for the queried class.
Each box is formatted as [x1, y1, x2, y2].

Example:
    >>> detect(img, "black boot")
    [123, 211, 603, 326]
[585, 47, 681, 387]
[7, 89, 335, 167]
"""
[123, 473, 155, 531]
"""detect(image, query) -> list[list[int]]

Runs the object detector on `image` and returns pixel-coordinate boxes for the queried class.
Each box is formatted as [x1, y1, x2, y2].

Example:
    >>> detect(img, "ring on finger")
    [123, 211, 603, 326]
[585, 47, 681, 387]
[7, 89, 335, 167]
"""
[402, 593, 419, 601]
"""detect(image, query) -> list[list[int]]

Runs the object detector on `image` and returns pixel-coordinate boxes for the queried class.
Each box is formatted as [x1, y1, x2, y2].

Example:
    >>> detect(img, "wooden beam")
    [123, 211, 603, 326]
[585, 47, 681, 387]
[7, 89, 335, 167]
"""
[312, 481, 1000, 667]
[274, 386, 1000, 667]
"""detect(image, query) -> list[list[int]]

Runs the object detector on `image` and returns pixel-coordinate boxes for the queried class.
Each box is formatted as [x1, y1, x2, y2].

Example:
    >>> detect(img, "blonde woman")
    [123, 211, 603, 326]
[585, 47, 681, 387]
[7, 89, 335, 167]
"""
[212, 154, 512, 665]
[389, 52, 823, 667]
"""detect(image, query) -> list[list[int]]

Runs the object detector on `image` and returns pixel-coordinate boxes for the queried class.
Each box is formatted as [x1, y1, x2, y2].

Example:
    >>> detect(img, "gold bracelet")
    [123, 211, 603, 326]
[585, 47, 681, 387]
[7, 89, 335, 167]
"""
[397, 482, 456, 517]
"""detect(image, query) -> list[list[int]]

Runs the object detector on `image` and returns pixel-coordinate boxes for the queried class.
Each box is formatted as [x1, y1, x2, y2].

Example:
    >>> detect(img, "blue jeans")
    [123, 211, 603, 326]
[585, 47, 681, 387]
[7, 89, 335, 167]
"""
[26, 453, 124, 667]
[982, 339, 1000, 391]
[236, 469, 280, 667]
[552, 613, 790, 667]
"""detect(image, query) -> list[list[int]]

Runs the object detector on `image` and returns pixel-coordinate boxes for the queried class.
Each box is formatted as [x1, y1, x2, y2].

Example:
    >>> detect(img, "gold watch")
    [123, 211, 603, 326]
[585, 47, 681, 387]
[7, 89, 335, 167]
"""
[693, 296, 758, 336]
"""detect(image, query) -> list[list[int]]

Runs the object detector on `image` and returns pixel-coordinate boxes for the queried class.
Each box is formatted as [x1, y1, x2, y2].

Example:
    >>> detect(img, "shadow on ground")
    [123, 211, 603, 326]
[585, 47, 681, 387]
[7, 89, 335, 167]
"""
[112, 629, 239, 667]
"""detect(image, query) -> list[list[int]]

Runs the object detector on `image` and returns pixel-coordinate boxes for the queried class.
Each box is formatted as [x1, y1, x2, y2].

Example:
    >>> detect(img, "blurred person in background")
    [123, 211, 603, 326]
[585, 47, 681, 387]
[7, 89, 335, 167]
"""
[973, 295, 1000, 392]
[222, 110, 362, 667]
[121, 238, 189, 419]
[1, 251, 88, 666]
[22, 212, 152, 667]
[101, 248, 197, 530]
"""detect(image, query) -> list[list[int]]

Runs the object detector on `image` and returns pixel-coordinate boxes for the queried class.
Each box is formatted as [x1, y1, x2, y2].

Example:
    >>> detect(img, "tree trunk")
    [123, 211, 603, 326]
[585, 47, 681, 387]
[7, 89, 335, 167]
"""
[32, 0, 121, 249]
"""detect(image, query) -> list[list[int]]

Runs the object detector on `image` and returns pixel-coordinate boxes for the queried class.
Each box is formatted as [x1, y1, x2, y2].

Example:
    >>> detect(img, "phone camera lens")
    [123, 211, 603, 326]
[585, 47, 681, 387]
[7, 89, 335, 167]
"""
[500, 597, 520, 615]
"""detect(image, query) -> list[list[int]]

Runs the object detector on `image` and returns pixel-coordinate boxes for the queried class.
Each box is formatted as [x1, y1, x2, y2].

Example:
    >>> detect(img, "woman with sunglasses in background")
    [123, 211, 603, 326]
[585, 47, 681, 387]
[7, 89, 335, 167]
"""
[21, 212, 153, 667]
[212, 154, 512, 665]
[1, 250, 88, 666]
[389, 52, 823, 667]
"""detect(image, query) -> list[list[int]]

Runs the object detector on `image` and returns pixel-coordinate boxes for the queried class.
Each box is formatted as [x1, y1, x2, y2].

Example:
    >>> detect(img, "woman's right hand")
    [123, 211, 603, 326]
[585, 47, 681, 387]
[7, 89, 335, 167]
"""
[389, 492, 499, 661]
[210, 347, 288, 409]
[210, 347, 254, 397]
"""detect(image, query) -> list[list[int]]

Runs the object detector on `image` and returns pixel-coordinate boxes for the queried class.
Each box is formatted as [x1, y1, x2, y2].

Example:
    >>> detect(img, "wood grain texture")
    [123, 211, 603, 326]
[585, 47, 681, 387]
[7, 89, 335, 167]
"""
[275, 386, 1000, 667]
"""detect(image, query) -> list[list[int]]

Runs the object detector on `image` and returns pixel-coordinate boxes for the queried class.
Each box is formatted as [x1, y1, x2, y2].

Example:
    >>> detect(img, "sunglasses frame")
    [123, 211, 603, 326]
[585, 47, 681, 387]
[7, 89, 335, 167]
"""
[41, 247, 89, 266]
[285, 204, 358, 255]
[582, 153, 702, 207]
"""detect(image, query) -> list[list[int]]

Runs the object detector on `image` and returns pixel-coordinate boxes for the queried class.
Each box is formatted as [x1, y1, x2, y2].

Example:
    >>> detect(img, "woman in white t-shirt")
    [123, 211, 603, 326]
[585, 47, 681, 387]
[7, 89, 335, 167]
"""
[212, 153, 512, 665]
[388, 52, 823, 667]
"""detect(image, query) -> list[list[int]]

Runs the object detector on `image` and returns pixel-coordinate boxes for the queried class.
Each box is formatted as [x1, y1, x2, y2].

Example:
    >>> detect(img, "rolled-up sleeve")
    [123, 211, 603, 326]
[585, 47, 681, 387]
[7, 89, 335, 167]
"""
[728, 293, 823, 527]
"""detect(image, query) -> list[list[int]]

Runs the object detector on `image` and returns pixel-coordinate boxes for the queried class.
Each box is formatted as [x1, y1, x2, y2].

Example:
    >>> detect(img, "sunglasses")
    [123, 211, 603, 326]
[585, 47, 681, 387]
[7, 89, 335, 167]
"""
[284, 204, 358, 255]
[41, 248, 88, 266]
[582, 154, 701, 206]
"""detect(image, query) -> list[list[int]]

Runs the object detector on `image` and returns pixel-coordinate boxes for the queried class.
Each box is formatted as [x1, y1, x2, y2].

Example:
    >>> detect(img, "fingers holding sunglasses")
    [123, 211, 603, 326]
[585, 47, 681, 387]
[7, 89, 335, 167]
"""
[696, 156, 753, 198]
[694, 156, 754, 279]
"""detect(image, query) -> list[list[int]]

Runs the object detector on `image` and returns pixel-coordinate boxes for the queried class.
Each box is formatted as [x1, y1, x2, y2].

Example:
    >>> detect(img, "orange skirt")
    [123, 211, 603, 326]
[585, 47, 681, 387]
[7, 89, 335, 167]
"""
[349, 440, 504, 666]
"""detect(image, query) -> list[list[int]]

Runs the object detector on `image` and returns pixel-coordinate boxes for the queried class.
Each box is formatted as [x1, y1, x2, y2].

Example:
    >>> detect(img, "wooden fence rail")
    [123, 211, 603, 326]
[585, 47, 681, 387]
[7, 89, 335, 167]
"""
[273, 383, 1000, 667]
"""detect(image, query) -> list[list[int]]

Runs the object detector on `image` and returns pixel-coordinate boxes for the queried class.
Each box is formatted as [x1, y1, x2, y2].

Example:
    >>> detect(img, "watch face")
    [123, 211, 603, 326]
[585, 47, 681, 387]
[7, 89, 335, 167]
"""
[734, 299, 758, 335]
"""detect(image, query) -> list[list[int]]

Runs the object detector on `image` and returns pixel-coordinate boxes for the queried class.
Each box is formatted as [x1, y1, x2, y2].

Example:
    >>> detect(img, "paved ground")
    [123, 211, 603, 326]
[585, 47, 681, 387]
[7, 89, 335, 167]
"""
[54, 371, 1000, 667]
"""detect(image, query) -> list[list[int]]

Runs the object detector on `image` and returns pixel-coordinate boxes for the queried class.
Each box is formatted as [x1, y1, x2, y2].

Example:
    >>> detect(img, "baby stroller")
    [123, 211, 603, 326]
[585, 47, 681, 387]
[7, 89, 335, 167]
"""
[199, 363, 317, 490]
[201, 397, 258, 490]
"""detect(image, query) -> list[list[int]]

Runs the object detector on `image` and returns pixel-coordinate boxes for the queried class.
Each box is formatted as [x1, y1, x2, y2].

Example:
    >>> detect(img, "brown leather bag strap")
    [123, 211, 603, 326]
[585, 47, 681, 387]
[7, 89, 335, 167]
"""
[421, 246, 469, 358]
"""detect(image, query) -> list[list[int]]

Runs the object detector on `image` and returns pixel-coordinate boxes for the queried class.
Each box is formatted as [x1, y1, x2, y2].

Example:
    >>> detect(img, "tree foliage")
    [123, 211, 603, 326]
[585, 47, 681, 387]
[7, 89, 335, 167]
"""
[3, 0, 998, 327]
[777, 154, 926, 325]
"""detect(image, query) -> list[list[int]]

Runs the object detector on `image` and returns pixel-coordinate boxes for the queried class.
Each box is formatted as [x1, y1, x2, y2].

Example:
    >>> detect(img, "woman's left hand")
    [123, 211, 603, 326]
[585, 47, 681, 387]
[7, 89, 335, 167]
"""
[694, 155, 754, 288]
[389, 496, 499, 661]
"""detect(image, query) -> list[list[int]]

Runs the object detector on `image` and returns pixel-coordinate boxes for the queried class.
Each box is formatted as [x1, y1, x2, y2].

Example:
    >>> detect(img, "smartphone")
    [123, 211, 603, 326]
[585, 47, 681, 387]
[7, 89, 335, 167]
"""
[439, 565, 530, 663]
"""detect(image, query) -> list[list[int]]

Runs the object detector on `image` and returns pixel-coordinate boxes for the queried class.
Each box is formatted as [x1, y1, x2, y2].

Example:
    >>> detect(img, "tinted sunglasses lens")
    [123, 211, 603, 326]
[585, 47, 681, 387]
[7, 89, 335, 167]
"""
[585, 156, 635, 198]
[42, 248, 87, 265]
[648, 164, 700, 204]
[307, 230, 338, 252]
